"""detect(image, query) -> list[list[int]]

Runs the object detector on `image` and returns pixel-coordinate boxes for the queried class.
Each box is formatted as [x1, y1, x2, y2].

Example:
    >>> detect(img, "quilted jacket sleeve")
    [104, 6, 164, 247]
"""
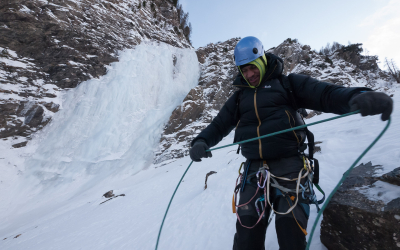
[288, 73, 372, 114]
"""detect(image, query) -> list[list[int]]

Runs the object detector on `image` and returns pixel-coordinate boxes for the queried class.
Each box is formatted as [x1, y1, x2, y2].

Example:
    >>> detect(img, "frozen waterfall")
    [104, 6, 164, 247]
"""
[27, 43, 199, 180]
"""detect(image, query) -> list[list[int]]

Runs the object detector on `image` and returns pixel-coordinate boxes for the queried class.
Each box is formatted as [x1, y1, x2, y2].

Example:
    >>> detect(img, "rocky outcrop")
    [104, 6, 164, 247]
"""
[153, 38, 239, 163]
[270, 39, 395, 91]
[321, 163, 400, 250]
[0, 0, 190, 143]
[271, 38, 313, 75]
[0, 98, 59, 143]
[378, 167, 400, 186]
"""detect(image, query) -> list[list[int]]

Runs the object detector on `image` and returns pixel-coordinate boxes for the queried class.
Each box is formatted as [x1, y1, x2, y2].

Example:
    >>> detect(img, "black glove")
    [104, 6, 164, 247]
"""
[189, 139, 212, 162]
[349, 91, 393, 121]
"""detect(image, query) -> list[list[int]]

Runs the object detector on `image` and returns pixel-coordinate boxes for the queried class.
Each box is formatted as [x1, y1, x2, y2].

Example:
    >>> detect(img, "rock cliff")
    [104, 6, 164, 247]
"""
[272, 39, 393, 91]
[0, 0, 190, 146]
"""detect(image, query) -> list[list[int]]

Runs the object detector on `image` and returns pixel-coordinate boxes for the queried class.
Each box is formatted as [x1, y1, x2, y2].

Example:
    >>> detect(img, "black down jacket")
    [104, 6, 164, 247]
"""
[192, 53, 371, 160]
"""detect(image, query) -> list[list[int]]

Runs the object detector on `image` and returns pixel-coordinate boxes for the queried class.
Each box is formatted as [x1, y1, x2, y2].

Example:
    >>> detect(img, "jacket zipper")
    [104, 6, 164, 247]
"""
[235, 120, 241, 129]
[254, 88, 263, 159]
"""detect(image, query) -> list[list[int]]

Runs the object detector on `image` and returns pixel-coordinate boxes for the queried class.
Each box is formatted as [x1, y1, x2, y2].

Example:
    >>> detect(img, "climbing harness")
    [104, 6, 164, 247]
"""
[265, 159, 308, 215]
[155, 111, 391, 250]
[232, 157, 322, 232]
[233, 163, 269, 229]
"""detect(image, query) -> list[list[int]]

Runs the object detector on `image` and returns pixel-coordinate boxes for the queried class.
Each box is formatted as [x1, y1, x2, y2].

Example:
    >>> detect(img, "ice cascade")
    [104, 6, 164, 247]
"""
[26, 43, 200, 182]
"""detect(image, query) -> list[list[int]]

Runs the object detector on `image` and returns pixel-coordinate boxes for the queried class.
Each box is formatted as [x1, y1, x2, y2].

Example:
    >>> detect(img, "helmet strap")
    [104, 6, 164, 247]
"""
[238, 55, 267, 88]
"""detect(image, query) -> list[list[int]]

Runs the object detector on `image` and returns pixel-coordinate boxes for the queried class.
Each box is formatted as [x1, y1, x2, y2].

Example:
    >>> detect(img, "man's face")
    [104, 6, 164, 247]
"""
[241, 65, 260, 86]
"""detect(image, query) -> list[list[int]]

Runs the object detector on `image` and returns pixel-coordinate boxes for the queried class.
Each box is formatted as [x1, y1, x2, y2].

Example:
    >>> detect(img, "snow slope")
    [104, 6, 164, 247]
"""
[0, 42, 200, 246]
[0, 44, 399, 249]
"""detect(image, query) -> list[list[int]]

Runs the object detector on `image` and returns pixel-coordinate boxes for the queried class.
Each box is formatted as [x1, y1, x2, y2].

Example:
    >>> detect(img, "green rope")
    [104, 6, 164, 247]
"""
[209, 110, 360, 152]
[155, 160, 194, 250]
[306, 117, 391, 250]
[155, 110, 390, 250]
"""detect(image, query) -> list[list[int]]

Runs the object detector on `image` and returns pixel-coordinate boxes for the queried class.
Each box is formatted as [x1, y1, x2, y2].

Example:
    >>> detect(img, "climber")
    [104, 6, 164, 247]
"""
[189, 36, 393, 250]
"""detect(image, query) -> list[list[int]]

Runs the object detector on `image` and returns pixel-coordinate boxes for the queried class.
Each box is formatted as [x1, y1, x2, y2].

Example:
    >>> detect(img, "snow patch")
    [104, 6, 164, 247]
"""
[19, 5, 33, 14]
[356, 181, 400, 204]
[18, 77, 28, 82]
[0, 58, 30, 68]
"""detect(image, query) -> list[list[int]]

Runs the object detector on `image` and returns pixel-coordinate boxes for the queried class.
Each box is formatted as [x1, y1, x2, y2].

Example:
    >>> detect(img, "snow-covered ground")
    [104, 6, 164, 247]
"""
[0, 43, 399, 250]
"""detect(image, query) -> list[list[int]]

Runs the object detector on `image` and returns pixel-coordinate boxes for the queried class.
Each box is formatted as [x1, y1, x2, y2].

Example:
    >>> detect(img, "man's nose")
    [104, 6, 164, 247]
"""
[247, 70, 254, 78]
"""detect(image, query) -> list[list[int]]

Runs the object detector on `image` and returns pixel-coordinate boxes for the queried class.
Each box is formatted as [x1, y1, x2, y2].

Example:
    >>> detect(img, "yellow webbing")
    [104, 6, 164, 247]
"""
[233, 162, 245, 213]
[285, 197, 308, 236]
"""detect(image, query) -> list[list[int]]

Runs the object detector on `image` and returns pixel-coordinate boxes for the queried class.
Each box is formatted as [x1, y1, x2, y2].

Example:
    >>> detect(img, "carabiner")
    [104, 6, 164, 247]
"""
[257, 170, 268, 189]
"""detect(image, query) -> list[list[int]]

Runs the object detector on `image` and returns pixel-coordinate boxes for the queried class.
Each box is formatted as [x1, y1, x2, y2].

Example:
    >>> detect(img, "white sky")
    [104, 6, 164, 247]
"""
[181, 0, 400, 69]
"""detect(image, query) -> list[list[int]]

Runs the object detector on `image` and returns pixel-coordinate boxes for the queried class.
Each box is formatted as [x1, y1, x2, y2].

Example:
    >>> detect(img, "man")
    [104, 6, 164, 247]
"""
[189, 37, 393, 250]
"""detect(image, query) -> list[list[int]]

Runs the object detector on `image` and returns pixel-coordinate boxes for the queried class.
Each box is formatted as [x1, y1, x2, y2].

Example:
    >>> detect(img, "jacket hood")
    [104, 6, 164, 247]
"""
[233, 53, 284, 88]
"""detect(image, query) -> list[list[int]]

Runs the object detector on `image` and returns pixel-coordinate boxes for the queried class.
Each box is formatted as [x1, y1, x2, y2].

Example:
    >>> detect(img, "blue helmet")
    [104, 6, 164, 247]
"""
[234, 36, 264, 66]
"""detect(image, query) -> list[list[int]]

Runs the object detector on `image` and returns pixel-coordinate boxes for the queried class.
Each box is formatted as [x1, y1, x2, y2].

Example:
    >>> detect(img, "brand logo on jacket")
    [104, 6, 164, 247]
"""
[263, 85, 272, 88]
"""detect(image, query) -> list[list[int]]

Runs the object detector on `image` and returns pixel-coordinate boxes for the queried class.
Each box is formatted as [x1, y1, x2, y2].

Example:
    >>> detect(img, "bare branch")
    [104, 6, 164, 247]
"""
[385, 58, 400, 83]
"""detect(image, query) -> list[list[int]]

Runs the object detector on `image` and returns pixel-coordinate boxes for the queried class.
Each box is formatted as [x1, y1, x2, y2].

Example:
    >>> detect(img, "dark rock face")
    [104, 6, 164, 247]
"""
[0, 101, 49, 138]
[336, 48, 362, 68]
[335, 47, 379, 71]
[103, 190, 114, 198]
[378, 167, 400, 186]
[12, 141, 27, 148]
[272, 38, 313, 75]
[1, 0, 190, 88]
[0, 0, 190, 143]
[321, 162, 400, 250]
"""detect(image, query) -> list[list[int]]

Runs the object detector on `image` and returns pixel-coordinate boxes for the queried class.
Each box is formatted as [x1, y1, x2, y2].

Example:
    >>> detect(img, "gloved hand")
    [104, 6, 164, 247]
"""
[189, 139, 212, 162]
[349, 91, 393, 121]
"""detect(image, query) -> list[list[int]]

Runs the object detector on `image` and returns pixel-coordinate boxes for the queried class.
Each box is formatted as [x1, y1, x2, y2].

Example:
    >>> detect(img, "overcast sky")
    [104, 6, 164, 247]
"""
[181, 0, 400, 69]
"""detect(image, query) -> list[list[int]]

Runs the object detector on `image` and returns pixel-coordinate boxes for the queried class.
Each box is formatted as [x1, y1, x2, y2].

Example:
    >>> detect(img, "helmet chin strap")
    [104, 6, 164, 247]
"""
[238, 55, 267, 88]
[238, 66, 258, 88]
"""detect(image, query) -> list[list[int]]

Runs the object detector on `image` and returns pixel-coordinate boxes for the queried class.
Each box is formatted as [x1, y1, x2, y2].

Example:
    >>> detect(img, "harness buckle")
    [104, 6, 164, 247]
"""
[298, 143, 308, 153]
